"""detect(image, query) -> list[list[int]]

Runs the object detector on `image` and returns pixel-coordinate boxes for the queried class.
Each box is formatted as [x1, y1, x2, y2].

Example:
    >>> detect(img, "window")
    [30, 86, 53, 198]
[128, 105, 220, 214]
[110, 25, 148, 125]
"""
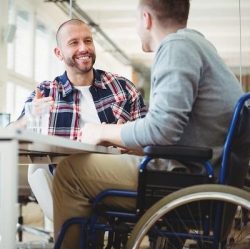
[49, 34, 64, 80]
[35, 23, 64, 82]
[13, 10, 33, 77]
[7, 6, 64, 84]
[6, 82, 31, 121]
[5, 2, 64, 118]
[35, 21, 50, 82]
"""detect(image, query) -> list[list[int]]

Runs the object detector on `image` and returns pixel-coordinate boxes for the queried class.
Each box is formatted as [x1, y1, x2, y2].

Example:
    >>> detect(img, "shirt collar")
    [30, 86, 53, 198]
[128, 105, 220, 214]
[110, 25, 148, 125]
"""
[55, 69, 107, 97]
[54, 72, 74, 97]
[92, 69, 107, 90]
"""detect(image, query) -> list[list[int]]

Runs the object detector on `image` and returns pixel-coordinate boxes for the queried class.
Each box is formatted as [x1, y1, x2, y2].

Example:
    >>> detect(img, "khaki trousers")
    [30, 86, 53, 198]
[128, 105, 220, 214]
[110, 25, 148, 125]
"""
[53, 153, 141, 249]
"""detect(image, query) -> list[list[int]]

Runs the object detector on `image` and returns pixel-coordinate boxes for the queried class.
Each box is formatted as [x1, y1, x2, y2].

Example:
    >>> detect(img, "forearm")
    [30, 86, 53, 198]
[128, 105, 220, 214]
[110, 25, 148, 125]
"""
[82, 123, 144, 155]
[100, 124, 143, 155]
[82, 123, 124, 147]
[101, 124, 124, 147]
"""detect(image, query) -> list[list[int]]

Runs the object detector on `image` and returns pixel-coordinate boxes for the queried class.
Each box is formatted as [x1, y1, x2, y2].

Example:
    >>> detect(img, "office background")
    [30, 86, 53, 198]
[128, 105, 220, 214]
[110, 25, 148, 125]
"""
[0, 0, 249, 121]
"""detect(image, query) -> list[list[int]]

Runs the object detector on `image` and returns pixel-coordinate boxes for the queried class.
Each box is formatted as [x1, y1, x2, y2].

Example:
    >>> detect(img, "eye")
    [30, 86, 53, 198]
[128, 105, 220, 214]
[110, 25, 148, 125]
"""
[69, 40, 78, 46]
[85, 39, 93, 44]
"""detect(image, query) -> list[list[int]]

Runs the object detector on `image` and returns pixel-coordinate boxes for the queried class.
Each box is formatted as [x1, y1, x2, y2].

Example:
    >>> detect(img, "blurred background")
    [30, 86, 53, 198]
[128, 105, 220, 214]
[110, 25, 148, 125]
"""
[0, 0, 249, 120]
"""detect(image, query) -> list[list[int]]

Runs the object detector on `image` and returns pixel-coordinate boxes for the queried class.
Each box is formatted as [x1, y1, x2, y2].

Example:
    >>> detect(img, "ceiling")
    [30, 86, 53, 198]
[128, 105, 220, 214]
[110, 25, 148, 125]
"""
[56, 0, 250, 74]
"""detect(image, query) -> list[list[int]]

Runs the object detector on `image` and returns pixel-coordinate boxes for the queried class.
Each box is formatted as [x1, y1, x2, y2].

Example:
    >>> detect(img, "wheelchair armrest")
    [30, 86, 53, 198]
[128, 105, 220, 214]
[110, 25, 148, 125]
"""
[143, 145, 213, 162]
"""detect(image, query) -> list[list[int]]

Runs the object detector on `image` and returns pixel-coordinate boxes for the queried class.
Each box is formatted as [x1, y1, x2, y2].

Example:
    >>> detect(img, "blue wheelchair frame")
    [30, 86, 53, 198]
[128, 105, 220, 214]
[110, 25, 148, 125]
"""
[54, 92, 250, 249]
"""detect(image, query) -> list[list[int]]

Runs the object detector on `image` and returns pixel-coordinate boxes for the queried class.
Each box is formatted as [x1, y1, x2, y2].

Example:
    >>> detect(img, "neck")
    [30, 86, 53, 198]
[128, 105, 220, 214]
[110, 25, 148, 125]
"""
[67, 69, 94, 86]
[152, 22, 186, 51]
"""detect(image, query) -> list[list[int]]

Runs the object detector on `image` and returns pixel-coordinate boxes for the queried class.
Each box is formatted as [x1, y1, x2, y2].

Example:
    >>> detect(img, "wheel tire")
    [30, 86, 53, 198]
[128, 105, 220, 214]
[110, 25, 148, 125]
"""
[126, 184, 250, 249]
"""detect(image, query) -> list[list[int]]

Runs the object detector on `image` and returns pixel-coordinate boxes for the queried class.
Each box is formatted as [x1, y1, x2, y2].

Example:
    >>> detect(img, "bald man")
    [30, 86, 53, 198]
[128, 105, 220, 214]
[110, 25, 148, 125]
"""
[13, 19, 146, 226]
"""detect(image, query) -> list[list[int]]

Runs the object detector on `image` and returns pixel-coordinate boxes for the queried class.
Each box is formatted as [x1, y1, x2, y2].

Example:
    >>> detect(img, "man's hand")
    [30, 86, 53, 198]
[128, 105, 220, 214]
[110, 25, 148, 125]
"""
[31, 89, 54, 114]
[117, 119, 125, 125]
[80, 123, 119, 147]
[35, 89, 43, 99]
[8, 89, 53, 128]
[79, 122, 123, 147]
[78, 119, 125, 145]
[78, 123, 104, 145]
[79, 122, 143, 155]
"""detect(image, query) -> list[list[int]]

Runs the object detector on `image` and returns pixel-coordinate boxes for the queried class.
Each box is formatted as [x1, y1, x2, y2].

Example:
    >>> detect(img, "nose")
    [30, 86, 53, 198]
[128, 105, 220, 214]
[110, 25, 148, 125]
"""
[78, 41, 88, 52]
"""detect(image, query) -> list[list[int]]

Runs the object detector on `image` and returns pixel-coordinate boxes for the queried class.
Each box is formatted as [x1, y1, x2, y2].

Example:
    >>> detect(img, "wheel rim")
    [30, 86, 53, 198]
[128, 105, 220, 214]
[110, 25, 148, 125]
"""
[129, 186, 250, 249]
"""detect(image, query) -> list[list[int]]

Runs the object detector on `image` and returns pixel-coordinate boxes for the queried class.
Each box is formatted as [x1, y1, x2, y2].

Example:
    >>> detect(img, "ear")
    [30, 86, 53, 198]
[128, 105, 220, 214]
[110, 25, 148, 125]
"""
[143, 10, 152, 30]
[54, 47, 63, 61]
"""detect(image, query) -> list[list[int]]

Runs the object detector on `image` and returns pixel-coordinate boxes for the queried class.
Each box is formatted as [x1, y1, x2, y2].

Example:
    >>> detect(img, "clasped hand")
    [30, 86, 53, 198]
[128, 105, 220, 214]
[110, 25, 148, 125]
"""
[78, 119, 126, 148]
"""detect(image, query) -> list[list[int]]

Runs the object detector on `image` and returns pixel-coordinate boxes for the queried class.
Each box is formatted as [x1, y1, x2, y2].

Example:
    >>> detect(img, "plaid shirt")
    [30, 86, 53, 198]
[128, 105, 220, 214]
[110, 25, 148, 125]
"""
[21, 69, 147, 140]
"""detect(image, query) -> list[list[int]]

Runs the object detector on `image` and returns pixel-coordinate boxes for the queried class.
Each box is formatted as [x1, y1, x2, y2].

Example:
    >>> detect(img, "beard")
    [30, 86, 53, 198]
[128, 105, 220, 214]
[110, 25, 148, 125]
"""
[64, 53, 96, 73]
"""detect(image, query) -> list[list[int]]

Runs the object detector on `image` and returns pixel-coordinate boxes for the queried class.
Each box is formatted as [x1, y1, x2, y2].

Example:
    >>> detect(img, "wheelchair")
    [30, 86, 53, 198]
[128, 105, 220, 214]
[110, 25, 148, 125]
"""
[54, 92, 250, 249]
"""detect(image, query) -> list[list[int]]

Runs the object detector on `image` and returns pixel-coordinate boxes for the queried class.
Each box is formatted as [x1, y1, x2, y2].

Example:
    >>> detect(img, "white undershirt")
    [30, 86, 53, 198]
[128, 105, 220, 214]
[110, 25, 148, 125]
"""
[74, 86, 101, 128]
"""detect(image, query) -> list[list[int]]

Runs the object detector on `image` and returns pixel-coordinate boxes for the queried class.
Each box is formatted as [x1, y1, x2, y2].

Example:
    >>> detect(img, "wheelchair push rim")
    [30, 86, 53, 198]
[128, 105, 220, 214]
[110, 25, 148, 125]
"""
[126, 184, 250, 249]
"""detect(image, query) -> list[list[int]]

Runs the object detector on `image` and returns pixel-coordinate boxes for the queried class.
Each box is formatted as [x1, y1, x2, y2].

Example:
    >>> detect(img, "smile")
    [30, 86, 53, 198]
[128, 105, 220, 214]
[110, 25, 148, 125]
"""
[75, 55, 91, 62]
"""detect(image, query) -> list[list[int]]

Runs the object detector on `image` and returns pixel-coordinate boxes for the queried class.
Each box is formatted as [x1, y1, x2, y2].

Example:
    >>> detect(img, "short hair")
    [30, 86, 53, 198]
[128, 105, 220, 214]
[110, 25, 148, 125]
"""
[139, 0, 190, 25]
[56, 19, 87, 45]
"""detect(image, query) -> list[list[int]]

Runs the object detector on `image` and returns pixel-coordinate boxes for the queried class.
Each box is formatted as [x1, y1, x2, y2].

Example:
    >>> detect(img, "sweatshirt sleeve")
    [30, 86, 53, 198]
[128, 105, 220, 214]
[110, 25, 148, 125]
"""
[121, 38, 202, 148]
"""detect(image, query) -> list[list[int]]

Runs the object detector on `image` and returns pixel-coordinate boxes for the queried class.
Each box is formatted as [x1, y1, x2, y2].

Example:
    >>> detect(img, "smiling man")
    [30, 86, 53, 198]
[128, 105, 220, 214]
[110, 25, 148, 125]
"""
[12, 19, 146, 226]
[54, 20, 97, 86]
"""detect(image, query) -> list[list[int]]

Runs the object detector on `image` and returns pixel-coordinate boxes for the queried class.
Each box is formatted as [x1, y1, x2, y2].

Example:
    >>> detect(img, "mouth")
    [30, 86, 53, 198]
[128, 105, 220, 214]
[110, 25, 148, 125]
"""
[75, 55, 92, 63]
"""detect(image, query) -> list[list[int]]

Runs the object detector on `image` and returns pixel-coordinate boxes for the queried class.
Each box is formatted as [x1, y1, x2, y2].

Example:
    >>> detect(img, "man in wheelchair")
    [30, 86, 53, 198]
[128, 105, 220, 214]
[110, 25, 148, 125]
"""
[53, 0, 247, 248]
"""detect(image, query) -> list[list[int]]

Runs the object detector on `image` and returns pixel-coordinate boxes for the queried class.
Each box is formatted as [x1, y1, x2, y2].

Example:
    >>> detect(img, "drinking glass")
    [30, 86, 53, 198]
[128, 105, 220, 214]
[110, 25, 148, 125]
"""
[26, 240, 53, 249]
[25, 102, 50, 135]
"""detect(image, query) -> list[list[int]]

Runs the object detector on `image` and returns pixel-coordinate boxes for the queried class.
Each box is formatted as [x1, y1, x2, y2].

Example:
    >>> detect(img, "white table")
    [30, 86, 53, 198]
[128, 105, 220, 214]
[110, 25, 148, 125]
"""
[0, 128, 119, 249]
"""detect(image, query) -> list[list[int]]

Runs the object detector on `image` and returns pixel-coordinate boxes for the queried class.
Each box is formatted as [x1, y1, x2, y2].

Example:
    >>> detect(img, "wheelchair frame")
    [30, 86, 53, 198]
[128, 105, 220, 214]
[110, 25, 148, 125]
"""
[54, 92, 250, 249]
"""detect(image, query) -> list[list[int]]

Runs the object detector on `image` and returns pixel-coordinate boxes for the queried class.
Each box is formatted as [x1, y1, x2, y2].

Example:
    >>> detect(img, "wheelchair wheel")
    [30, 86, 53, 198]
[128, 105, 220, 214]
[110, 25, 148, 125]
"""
[126, 184, 250, 249]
